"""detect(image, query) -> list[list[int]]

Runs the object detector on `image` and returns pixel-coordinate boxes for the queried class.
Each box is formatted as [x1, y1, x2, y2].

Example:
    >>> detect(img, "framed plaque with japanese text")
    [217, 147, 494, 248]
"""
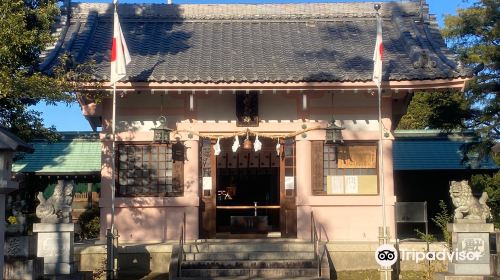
[338, 145, 377, 169]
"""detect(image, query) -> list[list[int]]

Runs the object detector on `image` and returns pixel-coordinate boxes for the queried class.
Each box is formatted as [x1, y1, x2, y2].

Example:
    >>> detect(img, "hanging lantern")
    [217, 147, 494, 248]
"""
[243, 139, 253, 150]
[151, 116, 172, 143]
[243, 131, 253, 150]
[325, 117, 345, 144]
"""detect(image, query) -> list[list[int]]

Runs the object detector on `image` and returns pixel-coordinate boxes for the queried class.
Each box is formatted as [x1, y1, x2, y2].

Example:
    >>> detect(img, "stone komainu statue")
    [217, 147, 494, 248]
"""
[36, 180, 74, 223]
[449, 180, 491, 221]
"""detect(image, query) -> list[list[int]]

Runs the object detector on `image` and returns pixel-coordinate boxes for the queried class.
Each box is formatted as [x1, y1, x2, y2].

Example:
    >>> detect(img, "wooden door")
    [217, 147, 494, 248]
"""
[199, 139, 216, 238]
[280, 139, 297, 238]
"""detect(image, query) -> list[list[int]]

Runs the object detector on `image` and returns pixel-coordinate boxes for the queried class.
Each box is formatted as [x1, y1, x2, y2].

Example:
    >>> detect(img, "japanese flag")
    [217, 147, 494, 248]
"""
[372, 15, 383, 90]
[110, 1, 131, 84]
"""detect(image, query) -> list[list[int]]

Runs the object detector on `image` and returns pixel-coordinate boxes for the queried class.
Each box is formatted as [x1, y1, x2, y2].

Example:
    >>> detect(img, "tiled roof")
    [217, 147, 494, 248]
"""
[393, 130, 499, 171]
[40, 2, 471, 83]
[12, 133, 101, 175]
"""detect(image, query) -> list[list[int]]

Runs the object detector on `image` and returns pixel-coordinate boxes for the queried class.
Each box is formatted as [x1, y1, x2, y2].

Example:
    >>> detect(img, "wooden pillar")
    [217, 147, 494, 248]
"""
[296, 140, 312, 240]
[296, 140, 312, 198]
[184, 140, 199, 239]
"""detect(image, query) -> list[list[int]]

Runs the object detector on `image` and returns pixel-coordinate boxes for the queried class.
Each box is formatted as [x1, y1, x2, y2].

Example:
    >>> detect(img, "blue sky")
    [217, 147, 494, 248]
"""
[34, 0, 472, 132]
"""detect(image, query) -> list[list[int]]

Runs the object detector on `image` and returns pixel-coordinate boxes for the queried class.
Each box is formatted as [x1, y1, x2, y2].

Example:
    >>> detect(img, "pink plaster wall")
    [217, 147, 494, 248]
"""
[99, 138, 200, 242]
[307, 205, 395, 241]
[295, 98, 396, 242]
[295, 138, 396, 242]
[100, 205, 199, 242]
[98, 90, 398, 242]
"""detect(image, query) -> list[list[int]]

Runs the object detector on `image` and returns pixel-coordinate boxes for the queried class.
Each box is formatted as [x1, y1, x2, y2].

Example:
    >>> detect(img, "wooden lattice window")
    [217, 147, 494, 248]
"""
[283, 139, 296, 197]
[200, 139, 212, 197]
[312, 141, 378, 195]
[117, 144, 183, 197]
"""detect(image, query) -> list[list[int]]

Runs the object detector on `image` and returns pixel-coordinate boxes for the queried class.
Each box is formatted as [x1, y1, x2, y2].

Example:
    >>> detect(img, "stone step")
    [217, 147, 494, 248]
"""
[194, 238, 306, 243]
[183, 243, 314, 253]
[181, 260, 317, 269]
[185, 251, 316, 261]
[180, 268, 319, 278]
[177, 277, 327, 280]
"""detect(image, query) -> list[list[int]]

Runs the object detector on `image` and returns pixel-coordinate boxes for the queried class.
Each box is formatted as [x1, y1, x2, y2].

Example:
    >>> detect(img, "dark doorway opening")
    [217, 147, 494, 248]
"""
[216, 167, 280, 235]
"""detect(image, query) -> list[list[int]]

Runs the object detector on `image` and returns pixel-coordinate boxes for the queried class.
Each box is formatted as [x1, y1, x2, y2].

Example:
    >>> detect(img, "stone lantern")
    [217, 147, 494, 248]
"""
[0, 126, 33, 277]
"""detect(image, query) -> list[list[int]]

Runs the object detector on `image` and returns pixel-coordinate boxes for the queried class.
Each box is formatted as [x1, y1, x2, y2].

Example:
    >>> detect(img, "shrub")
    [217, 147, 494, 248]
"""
[78, 207, 100, 239]
[471, 173, 500, 228]
[431, 200, 453, 249]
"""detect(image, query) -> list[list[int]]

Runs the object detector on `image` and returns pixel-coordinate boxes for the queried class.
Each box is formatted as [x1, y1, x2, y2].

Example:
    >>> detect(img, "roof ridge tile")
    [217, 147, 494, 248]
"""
[71, 2, 421, 20]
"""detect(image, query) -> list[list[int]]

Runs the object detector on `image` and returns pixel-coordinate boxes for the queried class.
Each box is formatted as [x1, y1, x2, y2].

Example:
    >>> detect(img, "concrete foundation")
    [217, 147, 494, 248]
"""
[434, 272, 500, 280]
[448, 263, 492, 275]
[75, 242, 173, 279]
[73, 240, 453, 277]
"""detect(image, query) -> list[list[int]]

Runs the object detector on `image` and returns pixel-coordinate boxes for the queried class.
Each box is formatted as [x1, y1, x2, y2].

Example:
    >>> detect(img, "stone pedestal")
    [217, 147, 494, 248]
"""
[4, 236, 44, 280]
[4, 258, 44, 280]
[434, 221, 494, 280]
[33, 223, 75, 275]
[4, 236, 36, 258]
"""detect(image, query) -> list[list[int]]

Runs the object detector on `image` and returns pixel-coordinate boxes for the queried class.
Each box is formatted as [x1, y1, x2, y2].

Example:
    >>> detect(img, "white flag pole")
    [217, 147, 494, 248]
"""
[374, 4, 389, 280]
[110, 0, 118, 235]
[378, 76, 389, 280]
[107, 2, 118, 279]
[378, 81, 387, 244]
[111, 82, 116, 233]
[375, 11, 387, 238]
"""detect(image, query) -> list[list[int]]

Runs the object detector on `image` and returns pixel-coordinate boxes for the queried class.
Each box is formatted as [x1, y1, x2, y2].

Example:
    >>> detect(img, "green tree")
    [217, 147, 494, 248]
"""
[440, 1, 499, 216]
[442, 0, 499, 143]
[399, 0, 499, 226]
[0, 0, 94, 141]
[398, 90, 471, 130]
[399, 0, 499, 158]
[399, 0, 498, 142]
[471, 172, 500, 226]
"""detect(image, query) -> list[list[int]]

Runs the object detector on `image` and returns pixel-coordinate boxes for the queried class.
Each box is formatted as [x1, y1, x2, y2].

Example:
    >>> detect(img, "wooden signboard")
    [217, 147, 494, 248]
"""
[338, 145, 377, 169]
[172, 141, 185, 162]
[236, 91, 259, 127]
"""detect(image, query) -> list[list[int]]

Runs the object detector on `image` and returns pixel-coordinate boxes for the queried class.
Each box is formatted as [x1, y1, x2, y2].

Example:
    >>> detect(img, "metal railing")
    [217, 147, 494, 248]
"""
[310, 211, 321, 277]
[177, 212, 186, 277]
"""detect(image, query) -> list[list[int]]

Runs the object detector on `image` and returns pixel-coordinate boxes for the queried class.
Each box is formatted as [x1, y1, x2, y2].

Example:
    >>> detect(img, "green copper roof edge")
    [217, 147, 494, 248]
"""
[31, 131, 100, 142]
[394, 129, 479, 141]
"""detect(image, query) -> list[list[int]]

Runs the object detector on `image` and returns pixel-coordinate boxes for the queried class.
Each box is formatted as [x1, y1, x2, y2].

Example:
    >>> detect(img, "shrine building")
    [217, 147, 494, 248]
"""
[40, 1, 470, 243]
